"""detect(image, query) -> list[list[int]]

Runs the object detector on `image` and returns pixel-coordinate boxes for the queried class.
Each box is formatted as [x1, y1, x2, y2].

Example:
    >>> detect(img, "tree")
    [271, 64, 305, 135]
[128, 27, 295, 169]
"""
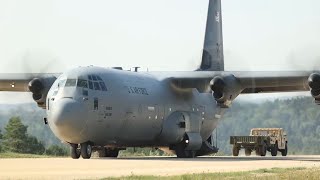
[2, 117, 45, 154]
[2, 117, 28, 153]
[45, 145, 68, 156]
[0, 129, 2, 152]
[25, 136, 45, 155]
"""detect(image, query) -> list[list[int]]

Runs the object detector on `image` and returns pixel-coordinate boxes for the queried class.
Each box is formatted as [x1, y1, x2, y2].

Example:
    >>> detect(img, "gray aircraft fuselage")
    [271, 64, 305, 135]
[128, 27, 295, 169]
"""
[47, 66, 221, 148]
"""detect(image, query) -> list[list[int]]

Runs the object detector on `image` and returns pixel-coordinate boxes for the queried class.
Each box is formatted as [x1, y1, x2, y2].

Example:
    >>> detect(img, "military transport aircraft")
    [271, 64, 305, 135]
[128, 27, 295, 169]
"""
[0, 0, 320, 159]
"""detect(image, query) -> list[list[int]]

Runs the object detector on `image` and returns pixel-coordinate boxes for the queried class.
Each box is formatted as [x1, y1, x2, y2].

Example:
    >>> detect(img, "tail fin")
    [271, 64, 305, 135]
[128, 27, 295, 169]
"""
[199, 0, 224, 71]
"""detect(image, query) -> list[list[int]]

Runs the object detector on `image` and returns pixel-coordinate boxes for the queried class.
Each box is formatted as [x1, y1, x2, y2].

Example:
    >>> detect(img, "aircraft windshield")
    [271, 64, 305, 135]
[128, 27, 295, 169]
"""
[77, 79, 88, 88]
[65, 79, 77, 87]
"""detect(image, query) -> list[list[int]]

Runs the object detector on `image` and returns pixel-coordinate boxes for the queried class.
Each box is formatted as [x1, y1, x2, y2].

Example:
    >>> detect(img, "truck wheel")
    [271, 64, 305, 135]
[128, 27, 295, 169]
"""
[232, 145, 239, 156]
[260, 143, 267, 156]
[271, 143, 278, 156]
[245, 148, 251, 156]
[281, 143, 288, 156]
[255, 148, 261, 156]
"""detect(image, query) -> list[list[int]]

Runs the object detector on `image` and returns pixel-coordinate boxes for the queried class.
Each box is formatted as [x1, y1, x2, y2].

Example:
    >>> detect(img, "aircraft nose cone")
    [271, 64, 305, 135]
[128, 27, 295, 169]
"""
[49, 98, 87, 143]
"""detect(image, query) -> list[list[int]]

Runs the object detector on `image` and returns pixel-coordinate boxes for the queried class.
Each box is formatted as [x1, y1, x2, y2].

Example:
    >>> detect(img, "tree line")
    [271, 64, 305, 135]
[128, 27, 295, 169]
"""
[0, 116, 68, 156]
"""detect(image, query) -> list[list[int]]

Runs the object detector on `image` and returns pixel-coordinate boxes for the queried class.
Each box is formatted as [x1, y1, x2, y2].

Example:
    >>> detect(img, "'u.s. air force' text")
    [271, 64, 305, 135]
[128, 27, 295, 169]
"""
[126, 86, 149, 95]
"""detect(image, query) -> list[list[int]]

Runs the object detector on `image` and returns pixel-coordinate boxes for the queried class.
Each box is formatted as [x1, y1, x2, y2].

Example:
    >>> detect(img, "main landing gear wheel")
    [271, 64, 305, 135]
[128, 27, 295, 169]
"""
[175, 144, 196, 158]
[70, 144, 80, 159]
[98, 148, 119, 158]
[81, 142, 92, 159]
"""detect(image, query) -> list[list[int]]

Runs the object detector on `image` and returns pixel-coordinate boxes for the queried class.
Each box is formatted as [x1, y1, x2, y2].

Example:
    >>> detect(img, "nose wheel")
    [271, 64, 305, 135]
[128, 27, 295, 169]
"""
[80, 142, 92, 159]
[70, 144, 81, 159]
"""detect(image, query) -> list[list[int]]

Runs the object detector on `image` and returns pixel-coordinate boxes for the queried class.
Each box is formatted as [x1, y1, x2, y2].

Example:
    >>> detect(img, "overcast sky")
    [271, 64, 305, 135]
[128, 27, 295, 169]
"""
[0, 0, 319, 103]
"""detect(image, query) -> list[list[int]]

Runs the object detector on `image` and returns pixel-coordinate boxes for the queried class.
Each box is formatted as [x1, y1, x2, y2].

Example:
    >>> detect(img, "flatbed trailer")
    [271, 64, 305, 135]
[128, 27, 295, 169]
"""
[230, 136, 271, 156]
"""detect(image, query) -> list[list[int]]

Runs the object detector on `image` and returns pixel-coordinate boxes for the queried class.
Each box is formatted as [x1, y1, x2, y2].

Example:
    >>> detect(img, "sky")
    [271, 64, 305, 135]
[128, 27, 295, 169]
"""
[0, 0, 319, 103]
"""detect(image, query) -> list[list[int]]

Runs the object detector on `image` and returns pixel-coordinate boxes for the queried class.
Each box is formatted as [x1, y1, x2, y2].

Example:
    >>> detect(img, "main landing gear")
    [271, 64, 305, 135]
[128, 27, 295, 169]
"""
[70, 142, 92, 159]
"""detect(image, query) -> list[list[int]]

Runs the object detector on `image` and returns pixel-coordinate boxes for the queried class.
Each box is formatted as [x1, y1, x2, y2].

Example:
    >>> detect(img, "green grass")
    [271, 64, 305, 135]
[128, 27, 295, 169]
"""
[0, 152, 56, 158]
[102, 167, 320, 180]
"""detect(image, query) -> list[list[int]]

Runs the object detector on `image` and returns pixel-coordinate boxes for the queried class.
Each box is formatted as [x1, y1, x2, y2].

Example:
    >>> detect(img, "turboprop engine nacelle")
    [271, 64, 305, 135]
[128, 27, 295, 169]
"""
[210, 75, 242, 108]
[308, 73, 320, 104]
[28, 76, 57, 108]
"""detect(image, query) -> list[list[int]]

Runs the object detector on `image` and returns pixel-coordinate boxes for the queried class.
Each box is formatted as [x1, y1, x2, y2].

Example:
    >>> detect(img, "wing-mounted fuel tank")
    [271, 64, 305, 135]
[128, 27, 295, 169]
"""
[210, 74, 242, 108]
[308, 73, 320, 105]
[28, 75, 57, 108]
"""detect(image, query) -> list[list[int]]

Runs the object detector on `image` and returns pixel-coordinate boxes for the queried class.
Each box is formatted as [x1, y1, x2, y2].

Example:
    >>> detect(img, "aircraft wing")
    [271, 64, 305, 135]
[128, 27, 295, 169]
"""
[0, 73, 59, 92]
[168, 71, 313, 93]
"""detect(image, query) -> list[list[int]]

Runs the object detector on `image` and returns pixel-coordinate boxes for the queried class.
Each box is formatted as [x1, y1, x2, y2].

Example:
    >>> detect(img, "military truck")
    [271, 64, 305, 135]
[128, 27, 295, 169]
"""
[230, 128, 288, 156]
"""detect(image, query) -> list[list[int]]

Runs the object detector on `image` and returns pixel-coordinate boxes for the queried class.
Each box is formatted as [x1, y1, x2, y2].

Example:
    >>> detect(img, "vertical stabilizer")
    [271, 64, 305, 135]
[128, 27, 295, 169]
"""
[199, 0, 224, 71]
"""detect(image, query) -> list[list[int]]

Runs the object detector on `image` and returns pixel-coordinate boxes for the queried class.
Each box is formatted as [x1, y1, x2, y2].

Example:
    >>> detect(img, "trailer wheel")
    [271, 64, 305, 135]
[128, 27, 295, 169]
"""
[245, 148, 251, 156]
[232, 145, 239, 156]
[271, 143, 278, 156]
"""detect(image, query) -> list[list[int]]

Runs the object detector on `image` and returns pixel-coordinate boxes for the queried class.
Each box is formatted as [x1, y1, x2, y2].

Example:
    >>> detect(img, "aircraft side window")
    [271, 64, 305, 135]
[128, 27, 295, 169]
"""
[92, 75, 98, 81]
[99, 82, 107, 91]
[89, 81, 93, 90]
[65, 79, 77, 87]
[94, 98, 98, 110]
[83, 89, 88, 96]
[88, 75, 93, 80]
[77, 79, 88, 88]
[94, 82, 101, 91]
[97, 76, 102, 81]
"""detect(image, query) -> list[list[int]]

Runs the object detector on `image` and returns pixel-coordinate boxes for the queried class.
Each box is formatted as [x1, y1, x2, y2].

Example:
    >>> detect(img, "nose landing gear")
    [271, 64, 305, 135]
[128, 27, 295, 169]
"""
[80, 142, 92, 159]
[70, 144, 80, 159]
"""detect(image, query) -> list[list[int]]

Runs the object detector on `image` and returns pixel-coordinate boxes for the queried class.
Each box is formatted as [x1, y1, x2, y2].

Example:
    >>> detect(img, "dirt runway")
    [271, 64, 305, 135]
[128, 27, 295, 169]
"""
[1, 156, 320, 179]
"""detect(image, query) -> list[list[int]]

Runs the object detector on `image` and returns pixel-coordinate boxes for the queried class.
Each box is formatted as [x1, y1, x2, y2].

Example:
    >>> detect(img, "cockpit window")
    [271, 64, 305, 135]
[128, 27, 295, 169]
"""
[87, 74, 108, 92]
[58, 79, 67, 88]
[94, 82, 101, 91]
[99, 82, 107, 91]
[77, 79, 88, 88]
[88, 81, 93, 90]
[65, 79, 77, 87]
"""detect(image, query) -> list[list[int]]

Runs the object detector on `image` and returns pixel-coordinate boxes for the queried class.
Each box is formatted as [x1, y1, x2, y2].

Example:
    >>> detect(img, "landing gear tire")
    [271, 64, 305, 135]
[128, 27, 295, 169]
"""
[108, 149, 119, 157]
[80, 142, 92, 159]
[232, 145, 239, 156]
[281, 143, 288, 156]
[98, 148, 119, 158]
[175, 144, 196, 158]
[70, 144, 80, 159]
[271, 143, 278, 156]
[245, 148, 251, 156]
